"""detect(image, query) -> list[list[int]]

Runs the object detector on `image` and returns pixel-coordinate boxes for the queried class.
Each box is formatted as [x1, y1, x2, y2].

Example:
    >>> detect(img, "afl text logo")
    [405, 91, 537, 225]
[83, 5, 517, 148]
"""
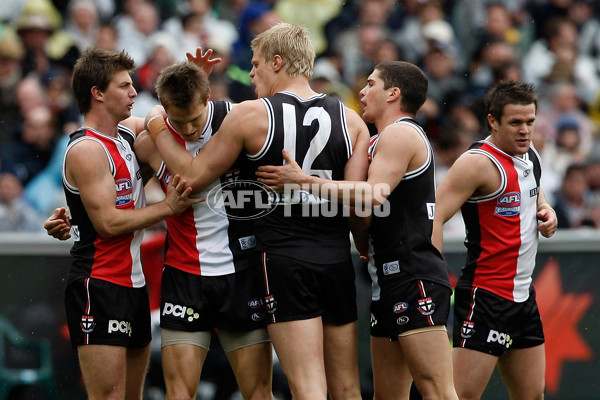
[115, 178, 133, 206]
[495, 192, 521, 216]
[393, 302, 409, 313]
[207, 179, 278, 220]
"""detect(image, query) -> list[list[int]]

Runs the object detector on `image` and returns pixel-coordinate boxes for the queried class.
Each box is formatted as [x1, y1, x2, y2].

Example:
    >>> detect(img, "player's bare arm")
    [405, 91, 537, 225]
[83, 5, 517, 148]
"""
[147, 99, 264, 193]
[432, 152, 500, 252]
[65, 140, 201, 237]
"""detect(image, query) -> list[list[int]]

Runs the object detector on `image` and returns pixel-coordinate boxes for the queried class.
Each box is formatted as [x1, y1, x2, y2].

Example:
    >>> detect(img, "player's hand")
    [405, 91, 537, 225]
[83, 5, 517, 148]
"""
[256, 149, 306, 190]
[164, 174, 205, 215]
[186, 47, 222, 77]
[145, 105, 167, 130]
[537, 207, 557, 238]
[44, 207, 72, 240]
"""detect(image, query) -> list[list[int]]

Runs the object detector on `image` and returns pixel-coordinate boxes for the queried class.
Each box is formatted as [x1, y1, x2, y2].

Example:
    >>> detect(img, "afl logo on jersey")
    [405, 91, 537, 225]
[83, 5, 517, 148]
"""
[161, 171, 171, 186]
[115, 178, 133, 206]
[495, 192, 521, 216]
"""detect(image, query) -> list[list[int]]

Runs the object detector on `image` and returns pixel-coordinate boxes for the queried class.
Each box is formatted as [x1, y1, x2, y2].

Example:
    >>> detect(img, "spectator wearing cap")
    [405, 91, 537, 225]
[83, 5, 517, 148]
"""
[14, 0, 80, 78]
[0, 26, 25, 147]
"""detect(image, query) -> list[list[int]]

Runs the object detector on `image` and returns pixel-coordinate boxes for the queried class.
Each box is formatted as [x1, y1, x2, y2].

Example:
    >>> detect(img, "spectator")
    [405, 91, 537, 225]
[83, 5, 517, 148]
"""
[542, 115, 588, 178]
[331, 0, 395, 85]
[163, 0, 238, 53]
[1, 104, 58, 185]
[522, 16, 599, 104]
[114, 0, 161, 65]
[94, 23, 118, 50]
[535, 80, 597, 155]
[64, 0, 101, 53]
[274, 0, 343, 55]
[0, 26, 25, 146]
[229, 2, 279, 102]
[0, 171, 43, 232]
[15, 0, 79, 79]
[572, 0, 600, 76]
[553, 163, 590, 228]
[131, 32, 177, 118]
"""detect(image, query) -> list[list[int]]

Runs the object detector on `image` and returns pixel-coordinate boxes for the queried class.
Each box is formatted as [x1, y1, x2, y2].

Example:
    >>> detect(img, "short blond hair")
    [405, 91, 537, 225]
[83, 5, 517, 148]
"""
[251, 22, 314, 78]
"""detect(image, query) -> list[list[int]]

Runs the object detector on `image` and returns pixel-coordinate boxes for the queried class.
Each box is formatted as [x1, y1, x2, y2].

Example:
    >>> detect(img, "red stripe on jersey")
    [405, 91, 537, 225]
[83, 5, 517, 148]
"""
[164, 208, 203, 274]
[472, 147, 522, 300]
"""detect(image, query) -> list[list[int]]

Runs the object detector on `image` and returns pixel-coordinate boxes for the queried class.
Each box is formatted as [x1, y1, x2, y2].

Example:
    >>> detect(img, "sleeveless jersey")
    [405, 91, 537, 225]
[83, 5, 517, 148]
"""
[458, 140, 542, 302]
[247, 91, 353, 263]
[156, 101, 258, 276]
[62, 125, 146, 288]
[367, 118, 449, 300]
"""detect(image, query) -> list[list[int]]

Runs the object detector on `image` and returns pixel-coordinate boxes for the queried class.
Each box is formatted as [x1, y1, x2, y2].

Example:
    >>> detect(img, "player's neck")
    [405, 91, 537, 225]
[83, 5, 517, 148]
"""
[272, 76, 315, 99]
[82, 111, 121, 137]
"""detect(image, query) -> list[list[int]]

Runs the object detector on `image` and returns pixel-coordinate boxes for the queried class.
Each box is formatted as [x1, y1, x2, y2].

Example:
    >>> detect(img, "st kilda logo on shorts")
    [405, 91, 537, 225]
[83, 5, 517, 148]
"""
[264, 294, 277, 314]
[461, 321, 475, 339]
[80, 314, 95, 333]
[417, 297, 435, 316]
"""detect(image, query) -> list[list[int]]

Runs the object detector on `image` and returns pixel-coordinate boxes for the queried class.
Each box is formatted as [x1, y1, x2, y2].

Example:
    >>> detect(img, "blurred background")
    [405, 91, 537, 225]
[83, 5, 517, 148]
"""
[1, 0, 600, 398]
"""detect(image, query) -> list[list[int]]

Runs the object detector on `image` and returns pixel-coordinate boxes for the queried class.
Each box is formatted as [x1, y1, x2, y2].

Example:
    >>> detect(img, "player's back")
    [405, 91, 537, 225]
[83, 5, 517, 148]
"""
[248, 92, 353, 263]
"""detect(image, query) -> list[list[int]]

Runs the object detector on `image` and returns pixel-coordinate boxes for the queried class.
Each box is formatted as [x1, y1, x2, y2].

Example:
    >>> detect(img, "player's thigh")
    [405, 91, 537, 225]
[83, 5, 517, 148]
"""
[162, 341, 208, 395]
[225, 340, 273, 397]
[323, 321, 361, 400]
[452, 347, 498, 400]
[124, 345, 151, 400]
[498, 345, 545, 400]
[370, 336, 412, 400]
[78, 344, 127, 398]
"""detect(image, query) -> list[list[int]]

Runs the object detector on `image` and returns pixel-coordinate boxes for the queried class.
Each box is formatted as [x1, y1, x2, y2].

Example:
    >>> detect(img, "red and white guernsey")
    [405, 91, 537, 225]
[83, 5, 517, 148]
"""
[62, 125, 146, 288]
[156, 101, 257, 276]
[458, 140, 542, 302]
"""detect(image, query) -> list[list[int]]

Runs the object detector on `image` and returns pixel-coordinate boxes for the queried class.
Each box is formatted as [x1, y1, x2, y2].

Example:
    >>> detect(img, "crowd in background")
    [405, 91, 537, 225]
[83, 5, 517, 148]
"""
[1, 0, 600, 233]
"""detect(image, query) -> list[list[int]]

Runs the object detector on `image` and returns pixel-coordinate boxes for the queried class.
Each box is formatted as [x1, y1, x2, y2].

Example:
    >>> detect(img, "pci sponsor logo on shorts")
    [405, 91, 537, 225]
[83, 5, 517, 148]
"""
[383, 261, 400, 276]
[495, 192, 521, 216]
[108, 320, 132, 337]
[162, 302, 200, 322]
[80, 314, 95, 333]
[370, 313, 378, 328]
[417, 297, 435, 316]
[487, 329, 513, 348]
[397, 316, 409, 325]
[461, 321, 475, 339]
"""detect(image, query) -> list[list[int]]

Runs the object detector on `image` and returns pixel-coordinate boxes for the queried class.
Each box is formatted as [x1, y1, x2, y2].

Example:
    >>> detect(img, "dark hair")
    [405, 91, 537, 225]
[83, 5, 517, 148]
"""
[484, 80, 537, 127]
[72, 47, 135, 115]
[155, 62, 210, 109]
[374, 61, 428, 115]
